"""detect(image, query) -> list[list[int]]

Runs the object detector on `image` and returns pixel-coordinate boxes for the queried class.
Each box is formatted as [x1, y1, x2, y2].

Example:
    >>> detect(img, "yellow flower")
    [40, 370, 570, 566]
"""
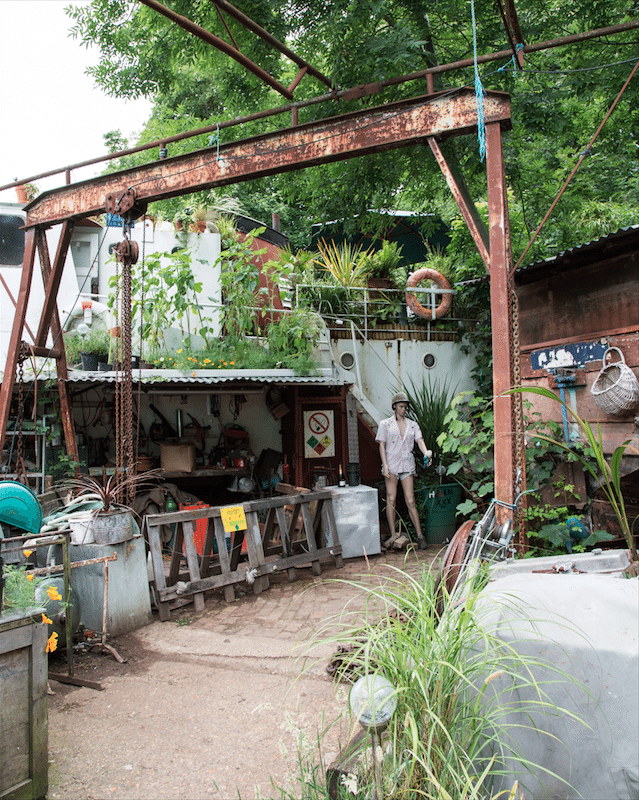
[23, 549, 33, 557]
[192, 372, 196, 377]
[203, 358, 211, 364]
[46, 632, 58, 653]
[42, 613, 53, 625]
[230, 361, 235, 366]
[46, 586, 62, 602]
[177, 348, 183, 353]
[222, 361, 228, 365]
[27, 574, 34, 581]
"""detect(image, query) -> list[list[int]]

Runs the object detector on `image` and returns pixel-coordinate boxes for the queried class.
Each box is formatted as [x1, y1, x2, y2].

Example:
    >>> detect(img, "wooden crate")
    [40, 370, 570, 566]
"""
[0, 610, 48, 800]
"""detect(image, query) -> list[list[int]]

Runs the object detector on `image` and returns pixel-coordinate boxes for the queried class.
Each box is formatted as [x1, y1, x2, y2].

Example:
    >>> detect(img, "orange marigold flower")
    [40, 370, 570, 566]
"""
[42, 613, 53, 625]
[23, 549, 33, 557]
[230, 361, 235, 365]
[46, 586, 62, 602]
[27, 574, 34, 581]
[46, 632, 58, 653]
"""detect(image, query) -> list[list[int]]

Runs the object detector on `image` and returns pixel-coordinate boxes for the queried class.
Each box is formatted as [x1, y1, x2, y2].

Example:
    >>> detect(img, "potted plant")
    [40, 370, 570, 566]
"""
[78, 326, 110, 370]
[61, 469, 161, 545]
[366, 239, 403, 289]
[63, 330, 83, 367]
[404, 376, 461, 544]
[191, 207, 207, 233]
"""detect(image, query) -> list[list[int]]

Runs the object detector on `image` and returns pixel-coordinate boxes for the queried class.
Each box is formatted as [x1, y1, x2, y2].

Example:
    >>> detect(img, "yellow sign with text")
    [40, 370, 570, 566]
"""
[220, 505, 247, 533]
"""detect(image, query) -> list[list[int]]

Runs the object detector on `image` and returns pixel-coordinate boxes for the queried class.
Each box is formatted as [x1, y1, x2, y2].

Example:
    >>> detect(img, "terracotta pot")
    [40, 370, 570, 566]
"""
[15, 185, 28, 204]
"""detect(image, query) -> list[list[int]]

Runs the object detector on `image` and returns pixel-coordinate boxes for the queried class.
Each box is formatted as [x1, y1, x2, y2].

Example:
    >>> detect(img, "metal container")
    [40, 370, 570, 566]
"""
[92, 509, 134, 544]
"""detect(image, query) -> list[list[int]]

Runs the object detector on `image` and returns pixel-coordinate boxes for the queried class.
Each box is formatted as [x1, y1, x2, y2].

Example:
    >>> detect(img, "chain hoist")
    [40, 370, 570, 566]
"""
[509, 283, 527, 553]
[106, 187, 146, 507]
[14, 344, 30, 485]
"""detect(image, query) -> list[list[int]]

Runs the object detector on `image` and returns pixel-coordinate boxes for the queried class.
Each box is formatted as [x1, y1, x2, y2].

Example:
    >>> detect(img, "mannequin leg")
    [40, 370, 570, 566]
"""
[383, 474, 399, 545]
[401, 474, 427, 549]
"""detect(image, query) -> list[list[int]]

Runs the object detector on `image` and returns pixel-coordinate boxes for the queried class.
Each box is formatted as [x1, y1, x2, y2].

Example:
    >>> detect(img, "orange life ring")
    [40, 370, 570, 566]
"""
[405, 268, 452, 319]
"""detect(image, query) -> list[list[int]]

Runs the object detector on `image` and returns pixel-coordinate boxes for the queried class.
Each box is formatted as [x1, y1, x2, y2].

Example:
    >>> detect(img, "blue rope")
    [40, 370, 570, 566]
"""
[498, 43, 525, 73]
[207, 123, 221, 160]
[471, 0, 486, 161]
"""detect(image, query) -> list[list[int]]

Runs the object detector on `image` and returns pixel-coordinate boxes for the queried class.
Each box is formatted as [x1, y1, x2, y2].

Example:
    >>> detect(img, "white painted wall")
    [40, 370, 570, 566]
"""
[0, 206, 222, 375]
[330, 336, 477, 422]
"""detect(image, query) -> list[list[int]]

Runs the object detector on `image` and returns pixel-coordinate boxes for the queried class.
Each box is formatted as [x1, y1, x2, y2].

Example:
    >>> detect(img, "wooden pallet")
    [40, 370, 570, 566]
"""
[146, 489, 342, 621]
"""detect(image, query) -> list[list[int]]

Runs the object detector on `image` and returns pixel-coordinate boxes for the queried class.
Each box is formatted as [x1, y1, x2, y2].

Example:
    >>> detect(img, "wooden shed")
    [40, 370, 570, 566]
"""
[515, 226, 639, 539]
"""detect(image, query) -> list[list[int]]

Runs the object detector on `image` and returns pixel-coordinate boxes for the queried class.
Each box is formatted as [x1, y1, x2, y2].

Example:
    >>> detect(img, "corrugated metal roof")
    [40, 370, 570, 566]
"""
[518, 226, 639, 274]
[65, 367, 346, 387]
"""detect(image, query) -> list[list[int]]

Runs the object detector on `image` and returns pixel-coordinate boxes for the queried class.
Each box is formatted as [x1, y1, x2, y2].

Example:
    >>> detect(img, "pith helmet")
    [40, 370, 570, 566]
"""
[391, 391, 410, 408]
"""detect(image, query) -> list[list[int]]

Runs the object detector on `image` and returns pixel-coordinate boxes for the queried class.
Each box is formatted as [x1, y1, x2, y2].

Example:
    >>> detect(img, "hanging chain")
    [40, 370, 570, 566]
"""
[510, 283, 527, 553]
[15, 352, 27, 484]
[134, 219, 147, 475]
[121, 222, 135, 508]
[112, 220, 139, 507]
[113, 255, 122, 495]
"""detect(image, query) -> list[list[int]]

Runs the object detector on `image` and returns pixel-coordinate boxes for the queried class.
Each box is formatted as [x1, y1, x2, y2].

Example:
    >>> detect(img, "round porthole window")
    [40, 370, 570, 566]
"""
[423, 353, 436, 369]
[339, 351, 355, 370]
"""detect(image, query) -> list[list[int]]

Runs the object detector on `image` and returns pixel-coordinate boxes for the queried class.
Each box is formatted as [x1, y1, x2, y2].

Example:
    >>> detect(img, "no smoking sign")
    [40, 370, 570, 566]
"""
[303, 410, 335, 458]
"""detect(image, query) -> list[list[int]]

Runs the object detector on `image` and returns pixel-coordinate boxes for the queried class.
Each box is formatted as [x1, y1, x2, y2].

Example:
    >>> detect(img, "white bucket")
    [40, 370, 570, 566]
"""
[69, 514, 95, 545]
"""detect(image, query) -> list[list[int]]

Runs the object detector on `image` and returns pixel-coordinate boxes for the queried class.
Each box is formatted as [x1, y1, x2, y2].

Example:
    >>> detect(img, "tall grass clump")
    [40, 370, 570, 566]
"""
[279, 565, 583, 800]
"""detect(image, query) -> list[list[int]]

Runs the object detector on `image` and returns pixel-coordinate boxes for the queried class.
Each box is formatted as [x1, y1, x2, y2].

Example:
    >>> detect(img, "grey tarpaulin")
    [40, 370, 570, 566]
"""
[475, 573, 638, 799]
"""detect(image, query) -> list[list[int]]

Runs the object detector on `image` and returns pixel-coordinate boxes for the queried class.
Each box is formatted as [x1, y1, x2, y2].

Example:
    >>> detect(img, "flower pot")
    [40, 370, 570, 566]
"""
[69, 514, 95, 544]
[98, 361, 113, 371]
[80, 352, 99, 371]
[92, 508, 134, 545]
[421, 483, 462, 544]
[15, 185, 28, 204]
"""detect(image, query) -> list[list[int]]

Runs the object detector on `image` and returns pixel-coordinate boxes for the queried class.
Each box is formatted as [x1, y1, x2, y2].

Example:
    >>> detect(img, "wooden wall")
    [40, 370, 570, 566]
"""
[516, 236, 639, 462]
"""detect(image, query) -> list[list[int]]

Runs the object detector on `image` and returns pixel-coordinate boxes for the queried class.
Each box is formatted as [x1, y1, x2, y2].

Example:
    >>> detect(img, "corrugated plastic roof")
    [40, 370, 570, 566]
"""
[65, 367, 346, 387]
[518, 226, 639, 273]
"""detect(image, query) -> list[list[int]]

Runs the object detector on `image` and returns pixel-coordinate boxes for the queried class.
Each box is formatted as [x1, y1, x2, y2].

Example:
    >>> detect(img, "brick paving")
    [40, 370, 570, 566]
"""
[47, 545, 444, 800]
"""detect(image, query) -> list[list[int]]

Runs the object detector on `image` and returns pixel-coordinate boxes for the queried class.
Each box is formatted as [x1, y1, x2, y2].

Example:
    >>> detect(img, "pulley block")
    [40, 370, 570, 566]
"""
[104, 187, 148, 220]
[113, 239, 139, 265]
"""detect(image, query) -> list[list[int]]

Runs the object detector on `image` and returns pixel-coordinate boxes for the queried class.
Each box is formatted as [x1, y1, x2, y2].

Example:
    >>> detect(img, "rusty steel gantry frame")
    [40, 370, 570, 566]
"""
[0, 86, 521, 517]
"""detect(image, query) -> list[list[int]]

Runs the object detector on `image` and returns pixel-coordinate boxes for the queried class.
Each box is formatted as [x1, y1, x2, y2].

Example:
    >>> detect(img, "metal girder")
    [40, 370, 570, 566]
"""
[36, 221, 74, 346]
[25, 89, 511, 228]
[138, 0, 295, 99]
[427, 137, 490, 269]
[0, 231, 37, 450]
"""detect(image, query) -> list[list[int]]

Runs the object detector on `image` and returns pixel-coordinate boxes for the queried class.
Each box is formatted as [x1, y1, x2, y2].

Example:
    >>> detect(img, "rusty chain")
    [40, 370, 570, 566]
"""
[509, 283, 527, 552]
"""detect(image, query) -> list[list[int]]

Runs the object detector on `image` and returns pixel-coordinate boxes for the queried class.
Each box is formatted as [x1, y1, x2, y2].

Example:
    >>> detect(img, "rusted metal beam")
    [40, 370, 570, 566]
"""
[36, 221, 74, 347]
[25, 90, 511, 228]
[0, 231, 37, 454]
[138, 0, 295, 99]
[33, 226, 78, 467]
[3, 19, 634, 196]
[427, 137, 490, 270]
[211, 0, 334, 90]
[486, 121, 518, 519]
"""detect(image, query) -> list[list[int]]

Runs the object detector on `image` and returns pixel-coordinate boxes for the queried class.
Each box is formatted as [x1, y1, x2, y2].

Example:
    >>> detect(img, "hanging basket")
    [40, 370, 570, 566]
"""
[590, 347, 639, 415]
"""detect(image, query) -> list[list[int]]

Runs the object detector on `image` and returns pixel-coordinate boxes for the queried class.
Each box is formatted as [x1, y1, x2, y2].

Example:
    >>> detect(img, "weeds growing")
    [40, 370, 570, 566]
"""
[277, 565, 584, 800]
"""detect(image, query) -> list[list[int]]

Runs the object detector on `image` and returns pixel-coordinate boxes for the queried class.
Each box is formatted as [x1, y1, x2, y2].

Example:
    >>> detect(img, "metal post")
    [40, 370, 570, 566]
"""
[486, 121, 518, 520]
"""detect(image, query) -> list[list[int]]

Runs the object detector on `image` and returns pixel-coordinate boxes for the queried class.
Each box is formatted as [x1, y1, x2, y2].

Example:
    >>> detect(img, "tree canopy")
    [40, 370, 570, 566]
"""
[66, 0, 639, 266]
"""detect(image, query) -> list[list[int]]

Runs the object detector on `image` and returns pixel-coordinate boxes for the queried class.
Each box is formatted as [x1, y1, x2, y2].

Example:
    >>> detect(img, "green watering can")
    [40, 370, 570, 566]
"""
[0, 481, 43, 535]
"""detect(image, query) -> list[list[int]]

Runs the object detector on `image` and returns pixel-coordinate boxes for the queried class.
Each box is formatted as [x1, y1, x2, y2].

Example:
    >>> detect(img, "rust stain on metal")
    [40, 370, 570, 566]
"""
[26, 90, 510, 228]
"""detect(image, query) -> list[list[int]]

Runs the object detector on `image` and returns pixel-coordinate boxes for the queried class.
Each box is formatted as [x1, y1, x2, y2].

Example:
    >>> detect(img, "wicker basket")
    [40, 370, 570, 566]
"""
[590, 347, 639, 415]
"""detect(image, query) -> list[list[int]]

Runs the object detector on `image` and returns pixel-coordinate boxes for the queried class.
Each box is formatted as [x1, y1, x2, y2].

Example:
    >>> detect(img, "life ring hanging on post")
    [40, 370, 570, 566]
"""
[405, 268, 453, 320]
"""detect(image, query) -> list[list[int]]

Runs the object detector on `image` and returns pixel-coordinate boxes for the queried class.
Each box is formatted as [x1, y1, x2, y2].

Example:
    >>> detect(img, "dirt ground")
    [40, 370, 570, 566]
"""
[46, 546, 440, 800]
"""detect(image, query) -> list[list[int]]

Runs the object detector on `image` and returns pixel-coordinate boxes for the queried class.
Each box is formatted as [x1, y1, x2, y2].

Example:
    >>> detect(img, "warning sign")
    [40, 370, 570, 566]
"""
[220, 505, 247, 533]
[304, 410, 335, 458]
